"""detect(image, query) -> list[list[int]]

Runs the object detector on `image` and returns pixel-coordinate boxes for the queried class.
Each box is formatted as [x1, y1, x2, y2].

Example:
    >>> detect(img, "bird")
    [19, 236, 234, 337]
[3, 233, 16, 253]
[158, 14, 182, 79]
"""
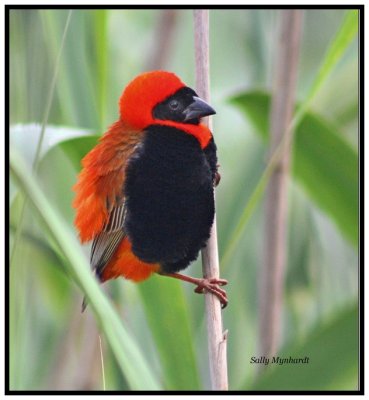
[72, 71, 227, 311]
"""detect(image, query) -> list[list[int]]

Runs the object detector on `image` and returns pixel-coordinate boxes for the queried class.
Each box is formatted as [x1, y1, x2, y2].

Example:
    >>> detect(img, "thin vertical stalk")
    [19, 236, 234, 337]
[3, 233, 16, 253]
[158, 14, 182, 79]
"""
[145, 9, 178, 70]
[193, 10, 228, 391]
[259, 10, 303, 361]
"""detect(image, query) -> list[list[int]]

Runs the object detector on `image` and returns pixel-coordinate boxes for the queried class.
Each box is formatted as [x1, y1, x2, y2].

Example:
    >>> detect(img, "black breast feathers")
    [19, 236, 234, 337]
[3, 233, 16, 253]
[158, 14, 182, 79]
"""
[124, 125, 216, 273]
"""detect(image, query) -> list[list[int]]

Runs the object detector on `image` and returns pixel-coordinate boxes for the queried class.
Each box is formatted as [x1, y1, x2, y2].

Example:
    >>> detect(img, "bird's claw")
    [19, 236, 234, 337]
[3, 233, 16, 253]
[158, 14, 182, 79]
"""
[194, 278, 228, 308]
[214, 164, 221, 187]
[214, 171, 221, 187]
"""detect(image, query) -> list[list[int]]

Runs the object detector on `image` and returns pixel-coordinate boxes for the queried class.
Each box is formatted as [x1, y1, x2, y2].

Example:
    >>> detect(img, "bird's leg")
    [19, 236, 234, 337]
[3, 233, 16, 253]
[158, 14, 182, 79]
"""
[159, 272, 228, 308]
[214, 171, 221, 187]
[214, 164, 221, 187]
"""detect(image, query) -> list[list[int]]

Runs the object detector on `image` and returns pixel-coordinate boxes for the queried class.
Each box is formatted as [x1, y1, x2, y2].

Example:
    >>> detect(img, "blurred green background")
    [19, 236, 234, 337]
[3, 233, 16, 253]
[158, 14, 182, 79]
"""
[9, 9, 359, 391]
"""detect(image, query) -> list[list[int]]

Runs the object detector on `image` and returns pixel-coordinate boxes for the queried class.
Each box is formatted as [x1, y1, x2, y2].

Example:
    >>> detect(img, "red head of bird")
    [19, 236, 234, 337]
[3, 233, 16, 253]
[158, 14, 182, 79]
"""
[118, 71, 215, 148]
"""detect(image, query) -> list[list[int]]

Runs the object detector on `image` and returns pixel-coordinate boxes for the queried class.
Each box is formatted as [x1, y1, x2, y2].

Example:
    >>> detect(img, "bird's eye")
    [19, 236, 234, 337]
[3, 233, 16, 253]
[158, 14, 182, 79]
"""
[169, 100, 179, 110]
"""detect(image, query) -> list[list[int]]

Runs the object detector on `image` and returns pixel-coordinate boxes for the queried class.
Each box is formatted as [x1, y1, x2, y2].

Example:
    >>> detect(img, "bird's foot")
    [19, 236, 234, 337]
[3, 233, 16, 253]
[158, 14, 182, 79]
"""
[214, 171, 221, 187]
[159, 272, 228, 308]
[214, 164, 221, 187]
[194, 277, 228, 308]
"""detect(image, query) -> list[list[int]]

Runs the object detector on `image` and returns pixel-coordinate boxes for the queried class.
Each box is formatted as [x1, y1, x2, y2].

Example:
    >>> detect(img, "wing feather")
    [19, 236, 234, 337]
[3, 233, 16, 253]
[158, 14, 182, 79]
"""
[104, 203, 127, 233]
[90, 202, 127, 276]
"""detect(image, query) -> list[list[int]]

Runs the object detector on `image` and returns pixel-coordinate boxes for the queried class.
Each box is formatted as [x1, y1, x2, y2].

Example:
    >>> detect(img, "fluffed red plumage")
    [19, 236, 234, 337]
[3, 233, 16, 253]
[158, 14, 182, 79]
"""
[73, 121, 142, 243]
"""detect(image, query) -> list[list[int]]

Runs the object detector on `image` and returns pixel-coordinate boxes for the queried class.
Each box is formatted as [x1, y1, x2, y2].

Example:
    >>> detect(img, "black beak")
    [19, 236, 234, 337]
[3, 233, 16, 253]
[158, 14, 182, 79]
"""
[183, 96, 216, 121]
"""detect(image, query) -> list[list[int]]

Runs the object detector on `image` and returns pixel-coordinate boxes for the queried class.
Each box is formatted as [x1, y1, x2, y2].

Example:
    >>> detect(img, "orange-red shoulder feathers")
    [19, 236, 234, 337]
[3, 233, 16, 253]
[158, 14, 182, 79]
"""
[72, 121, 142, 243]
